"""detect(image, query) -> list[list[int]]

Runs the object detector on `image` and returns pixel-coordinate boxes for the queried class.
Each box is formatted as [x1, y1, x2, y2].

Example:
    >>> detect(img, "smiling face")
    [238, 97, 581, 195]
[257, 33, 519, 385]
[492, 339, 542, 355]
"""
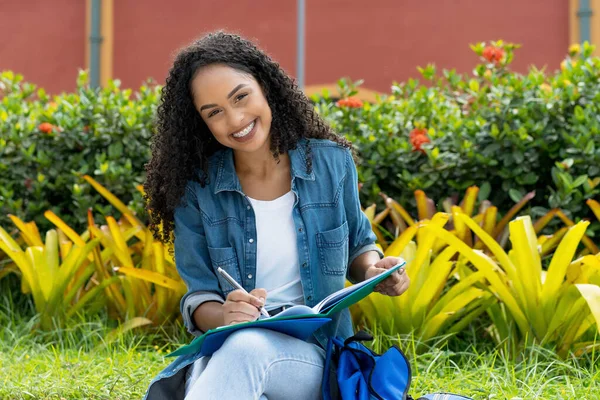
[191, 64, 273, 155]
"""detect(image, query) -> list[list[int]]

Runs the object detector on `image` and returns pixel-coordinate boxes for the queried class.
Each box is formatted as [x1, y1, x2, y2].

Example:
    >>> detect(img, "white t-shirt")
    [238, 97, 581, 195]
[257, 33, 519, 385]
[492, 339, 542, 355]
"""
[185, 191, 305, 394]
[247, 191, 304, 311]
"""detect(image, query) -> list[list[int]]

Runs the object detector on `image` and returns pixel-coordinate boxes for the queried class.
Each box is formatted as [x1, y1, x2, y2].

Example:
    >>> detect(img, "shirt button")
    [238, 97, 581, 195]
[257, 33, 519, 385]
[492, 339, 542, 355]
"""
[298, 227, 303, 232]
[307, 296, 312, 301]
[247, 274, 253, 279]
[249, 238, 254, 243]
[247, 205, 251, 210]
[302, 262, 307, 268]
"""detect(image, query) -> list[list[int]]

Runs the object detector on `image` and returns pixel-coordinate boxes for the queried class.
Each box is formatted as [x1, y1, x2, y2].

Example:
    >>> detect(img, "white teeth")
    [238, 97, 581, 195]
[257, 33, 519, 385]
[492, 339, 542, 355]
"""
[232, 121, 255, 138]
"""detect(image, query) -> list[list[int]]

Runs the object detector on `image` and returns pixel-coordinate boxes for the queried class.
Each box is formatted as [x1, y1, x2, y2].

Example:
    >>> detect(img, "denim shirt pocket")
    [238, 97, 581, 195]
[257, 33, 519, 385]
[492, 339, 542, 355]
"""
[316, 221, 349, 275]
[207, 246, 241, 297]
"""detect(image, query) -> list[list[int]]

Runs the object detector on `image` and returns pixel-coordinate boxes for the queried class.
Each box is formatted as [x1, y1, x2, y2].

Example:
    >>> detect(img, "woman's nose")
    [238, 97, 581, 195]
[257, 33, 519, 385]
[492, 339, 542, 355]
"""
[227, 110, 245, 130]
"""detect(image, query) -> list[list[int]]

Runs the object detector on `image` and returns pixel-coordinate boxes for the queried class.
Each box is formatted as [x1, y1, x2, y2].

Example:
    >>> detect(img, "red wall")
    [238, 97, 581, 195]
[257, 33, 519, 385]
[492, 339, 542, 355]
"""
[0, 0, 569, 94]
[306, 0, 570, 91]
[112, 0, 298, 89]
[0, 0, 86, 94]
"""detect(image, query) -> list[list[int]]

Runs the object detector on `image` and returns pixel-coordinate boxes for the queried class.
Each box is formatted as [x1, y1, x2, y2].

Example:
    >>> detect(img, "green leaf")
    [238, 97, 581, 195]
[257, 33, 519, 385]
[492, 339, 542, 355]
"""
[478, 182, 492, 201]
[509, 188, 523, 203]
[572, 175, 588, 188]
[574, 105, 585, 121]
[469, 79, 480, 92]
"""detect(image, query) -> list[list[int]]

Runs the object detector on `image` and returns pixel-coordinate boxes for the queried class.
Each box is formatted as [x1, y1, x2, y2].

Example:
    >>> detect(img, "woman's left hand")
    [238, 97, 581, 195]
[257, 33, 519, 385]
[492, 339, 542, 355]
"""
[364, 256, 410, 296]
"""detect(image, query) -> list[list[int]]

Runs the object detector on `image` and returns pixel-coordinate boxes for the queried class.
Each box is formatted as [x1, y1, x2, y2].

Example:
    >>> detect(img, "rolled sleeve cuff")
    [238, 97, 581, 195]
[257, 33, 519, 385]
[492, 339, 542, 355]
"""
[181, 291, 225, 336]
[347, 243, 384, 283]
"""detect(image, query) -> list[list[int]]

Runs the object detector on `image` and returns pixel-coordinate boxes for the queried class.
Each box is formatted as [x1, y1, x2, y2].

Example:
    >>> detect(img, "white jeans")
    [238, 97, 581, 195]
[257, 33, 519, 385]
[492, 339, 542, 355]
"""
[184, 328, 326, 400]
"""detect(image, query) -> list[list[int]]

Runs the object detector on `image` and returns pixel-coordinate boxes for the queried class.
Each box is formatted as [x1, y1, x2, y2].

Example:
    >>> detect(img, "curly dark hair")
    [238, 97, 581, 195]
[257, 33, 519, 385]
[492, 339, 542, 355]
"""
[144, 31, 352, 244]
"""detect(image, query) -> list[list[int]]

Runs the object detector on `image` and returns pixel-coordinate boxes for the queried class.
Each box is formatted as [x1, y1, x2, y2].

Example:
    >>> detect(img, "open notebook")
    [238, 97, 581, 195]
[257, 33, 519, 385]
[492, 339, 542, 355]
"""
[168, 260, 406, 357]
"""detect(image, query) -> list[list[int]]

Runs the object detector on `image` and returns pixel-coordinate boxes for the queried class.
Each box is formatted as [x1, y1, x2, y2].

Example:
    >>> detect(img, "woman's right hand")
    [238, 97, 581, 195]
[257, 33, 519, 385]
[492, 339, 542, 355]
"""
[222, 288, 267, 326]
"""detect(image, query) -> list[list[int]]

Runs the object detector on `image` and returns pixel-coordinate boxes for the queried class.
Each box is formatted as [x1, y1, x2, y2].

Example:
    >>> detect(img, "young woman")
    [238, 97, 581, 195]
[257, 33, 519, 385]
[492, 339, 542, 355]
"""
[143, 31, 410, 400]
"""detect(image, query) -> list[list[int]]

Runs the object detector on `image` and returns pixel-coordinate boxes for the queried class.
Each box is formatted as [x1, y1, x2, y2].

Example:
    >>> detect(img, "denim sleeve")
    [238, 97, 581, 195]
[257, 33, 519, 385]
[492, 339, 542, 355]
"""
[174, 185, 225, 336]
[343, 149, 384, 283]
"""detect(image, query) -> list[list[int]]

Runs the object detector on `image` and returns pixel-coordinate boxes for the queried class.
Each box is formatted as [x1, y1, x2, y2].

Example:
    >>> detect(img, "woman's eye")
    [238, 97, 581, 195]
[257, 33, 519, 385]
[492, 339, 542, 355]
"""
[235, 93, 248, 102]
[208, 109, 220, 118]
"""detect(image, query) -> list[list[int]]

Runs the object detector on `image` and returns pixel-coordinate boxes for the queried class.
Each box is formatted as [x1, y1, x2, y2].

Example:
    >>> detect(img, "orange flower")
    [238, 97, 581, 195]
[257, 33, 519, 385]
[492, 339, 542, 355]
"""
[409, 128, 430, 153]
[482, 46, 505, 64]
[38, 122, 54, 134]
[336, 97, 363, 108]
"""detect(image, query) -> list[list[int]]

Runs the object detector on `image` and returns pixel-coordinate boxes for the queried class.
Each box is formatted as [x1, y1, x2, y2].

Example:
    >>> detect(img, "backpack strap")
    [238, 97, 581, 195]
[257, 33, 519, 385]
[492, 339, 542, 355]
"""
[322, 336, 342, 400]
[343, 330, 374, 346]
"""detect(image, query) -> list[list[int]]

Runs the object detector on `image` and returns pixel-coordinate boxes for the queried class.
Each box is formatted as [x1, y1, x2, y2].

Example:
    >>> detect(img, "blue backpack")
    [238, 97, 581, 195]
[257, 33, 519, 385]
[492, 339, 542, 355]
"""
[322, 331, 473, 400]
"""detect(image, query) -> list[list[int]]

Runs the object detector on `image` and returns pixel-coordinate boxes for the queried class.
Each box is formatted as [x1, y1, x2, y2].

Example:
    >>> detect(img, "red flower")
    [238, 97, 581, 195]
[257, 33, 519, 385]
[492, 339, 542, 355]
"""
[24, 178, 33, 189]
[336, 97, 363, 108]
[409, 128, 430, 153]
[38, 122, 54, 134]
[482, 46, 505, 64]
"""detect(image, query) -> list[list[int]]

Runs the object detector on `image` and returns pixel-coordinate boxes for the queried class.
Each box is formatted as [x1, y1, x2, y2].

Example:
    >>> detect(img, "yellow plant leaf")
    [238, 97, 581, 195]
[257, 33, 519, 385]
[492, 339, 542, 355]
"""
[363, 204, 376, 221]
[460, 186, 479, 217]
[51, 239, 100, 299]
[26, 247, 51, 301]
[92, 222, 132, 269]
[427, 270, 486, 318]
[545, 285, 584, 341]
[410, 247, 456, 324]
[1, 243, 45, 312]
[44, 210, 86, 247]
[542, 221, 590, 305]
[588, 199, 600, 221]
[421, 287, 487, 340]
[454, 213, 521, 289]
[45, 230, 59, 288]
[0, 225, 23, 252]
[372, 208, 390, 225]
[153, 241, 169, 319]
[381, 193, 415, 226]
[384, 225, 418, 258]
[107, 217, 130, 259]
[540, 227, 568, 256]
[8, 215, 43, 247]
[56, 229, 73, 261]
[576, 284, 600, 334]
[567, 255, 600, 284]
[410, 213, 449, 279]
[508, 217, 543, 332]
[475, 206, 497, 250]
[123, 212, 147, 242]
[424, 223, 530, 335]
[492, 191, 535, 239]
[83, 175, 144, 226]
[559, 296, 592, 350]
[116, 266, 187, 293]
[414, 190, 429, 221]
[66, 275, 122, 319]
[572, 314, 596, 344]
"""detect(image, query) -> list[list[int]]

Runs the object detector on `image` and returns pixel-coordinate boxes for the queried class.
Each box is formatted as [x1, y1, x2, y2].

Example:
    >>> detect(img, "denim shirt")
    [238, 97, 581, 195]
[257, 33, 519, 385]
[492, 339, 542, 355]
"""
[144, 138, 382, 399]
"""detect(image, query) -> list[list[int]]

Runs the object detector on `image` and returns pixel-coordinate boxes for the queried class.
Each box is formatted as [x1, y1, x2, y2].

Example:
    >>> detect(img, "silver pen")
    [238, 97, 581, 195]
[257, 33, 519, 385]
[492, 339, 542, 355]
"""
[217, 267, 270, 318]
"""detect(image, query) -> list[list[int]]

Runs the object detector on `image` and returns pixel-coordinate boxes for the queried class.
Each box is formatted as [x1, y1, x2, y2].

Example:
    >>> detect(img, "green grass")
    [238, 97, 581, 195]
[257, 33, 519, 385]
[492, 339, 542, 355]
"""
[1, 277, 599, 399]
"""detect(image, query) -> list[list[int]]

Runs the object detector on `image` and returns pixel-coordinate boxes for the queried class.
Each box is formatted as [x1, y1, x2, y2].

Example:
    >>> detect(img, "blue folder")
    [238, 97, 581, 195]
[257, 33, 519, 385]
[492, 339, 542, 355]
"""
[168, 260, 406, 358]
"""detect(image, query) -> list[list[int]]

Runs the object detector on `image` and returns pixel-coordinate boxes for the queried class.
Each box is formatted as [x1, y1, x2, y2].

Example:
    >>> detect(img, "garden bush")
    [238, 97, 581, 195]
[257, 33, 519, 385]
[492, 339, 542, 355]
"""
[0, 70, 158, 233]
[2, 40, 599, 237]
[314, 41, 600, 236]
